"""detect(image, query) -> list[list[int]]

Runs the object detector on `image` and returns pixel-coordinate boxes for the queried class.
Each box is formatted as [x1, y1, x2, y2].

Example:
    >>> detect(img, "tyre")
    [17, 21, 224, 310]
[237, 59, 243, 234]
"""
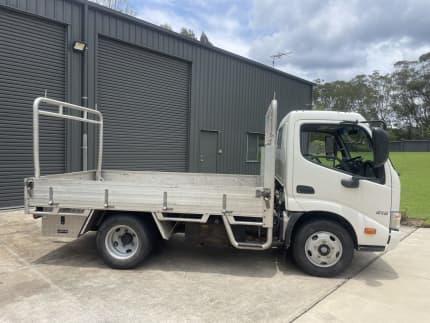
[292, 219, 354, 277]
[96, 214, 154, 269]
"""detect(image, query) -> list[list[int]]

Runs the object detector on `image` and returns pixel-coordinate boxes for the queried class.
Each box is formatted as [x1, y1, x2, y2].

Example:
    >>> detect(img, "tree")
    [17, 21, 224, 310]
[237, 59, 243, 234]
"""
[313, 79, 364, 113]
[391, 57, 430, 138]
[160, 23, 173, 31]
[367, 71, 395, 124]
[180, 28, 197, 40]
[391, 60, 420, 138]
[313, 51, 430, 140]
[91, 0, 136, 16]
[415, 53, 430, 132]
[200, 32, 213, 46]
[349, 74, 375, 118]
[159, 26, 213, 45]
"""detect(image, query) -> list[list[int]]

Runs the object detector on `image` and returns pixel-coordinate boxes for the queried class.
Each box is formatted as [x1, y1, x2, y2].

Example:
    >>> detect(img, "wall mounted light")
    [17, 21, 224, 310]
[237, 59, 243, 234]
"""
[72, 41, 88, 52]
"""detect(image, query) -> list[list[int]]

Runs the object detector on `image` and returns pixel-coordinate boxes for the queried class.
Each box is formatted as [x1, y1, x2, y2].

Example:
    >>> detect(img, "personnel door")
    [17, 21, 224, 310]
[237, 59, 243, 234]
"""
[199, 131, 218, 173]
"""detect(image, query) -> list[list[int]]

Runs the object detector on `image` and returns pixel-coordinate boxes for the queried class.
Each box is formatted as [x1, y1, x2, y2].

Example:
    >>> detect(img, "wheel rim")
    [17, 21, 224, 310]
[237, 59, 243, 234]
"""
[304, 231, 343, 268]
[105, 225, 139, 260]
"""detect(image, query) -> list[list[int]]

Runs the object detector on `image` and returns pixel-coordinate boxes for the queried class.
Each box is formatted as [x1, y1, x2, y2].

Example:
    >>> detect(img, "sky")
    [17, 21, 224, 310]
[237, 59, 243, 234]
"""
[126, 0, 430, 82]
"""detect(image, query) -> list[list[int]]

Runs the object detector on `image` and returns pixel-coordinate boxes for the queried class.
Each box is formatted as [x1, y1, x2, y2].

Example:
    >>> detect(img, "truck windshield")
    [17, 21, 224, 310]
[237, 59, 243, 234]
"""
[301, 124, 384, 181]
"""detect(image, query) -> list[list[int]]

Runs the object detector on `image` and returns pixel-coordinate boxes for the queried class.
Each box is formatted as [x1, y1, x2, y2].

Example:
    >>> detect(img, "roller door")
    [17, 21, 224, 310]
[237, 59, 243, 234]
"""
[97, 37, 190, 171]
[0, 8, 66, 208]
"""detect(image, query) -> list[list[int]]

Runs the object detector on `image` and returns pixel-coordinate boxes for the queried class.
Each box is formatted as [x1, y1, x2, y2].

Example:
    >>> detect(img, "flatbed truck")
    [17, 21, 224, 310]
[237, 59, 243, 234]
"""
[25, 97, 401, 277]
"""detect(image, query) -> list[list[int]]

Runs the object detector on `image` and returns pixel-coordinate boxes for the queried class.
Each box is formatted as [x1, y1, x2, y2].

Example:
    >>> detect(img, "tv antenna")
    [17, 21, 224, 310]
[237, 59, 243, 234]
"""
[271, 51, 292, 68]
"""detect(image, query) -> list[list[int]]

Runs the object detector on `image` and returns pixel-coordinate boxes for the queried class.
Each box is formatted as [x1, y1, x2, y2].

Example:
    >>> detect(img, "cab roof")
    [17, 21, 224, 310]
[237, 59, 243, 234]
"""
[279, 110, 366, 128]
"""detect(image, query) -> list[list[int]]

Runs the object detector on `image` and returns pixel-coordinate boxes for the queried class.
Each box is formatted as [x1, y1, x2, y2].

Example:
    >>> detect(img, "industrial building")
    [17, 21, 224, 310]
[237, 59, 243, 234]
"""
[0, 0, 313, 208]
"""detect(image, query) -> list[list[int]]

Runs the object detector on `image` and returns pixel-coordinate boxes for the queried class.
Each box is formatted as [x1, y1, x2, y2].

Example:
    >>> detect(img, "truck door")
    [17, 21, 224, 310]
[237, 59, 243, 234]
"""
[291, 121, 392, 246]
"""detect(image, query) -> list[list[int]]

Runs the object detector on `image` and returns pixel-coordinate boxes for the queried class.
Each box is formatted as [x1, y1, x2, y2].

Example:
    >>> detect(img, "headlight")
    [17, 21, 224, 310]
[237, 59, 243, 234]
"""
[390, 211, 401, 231]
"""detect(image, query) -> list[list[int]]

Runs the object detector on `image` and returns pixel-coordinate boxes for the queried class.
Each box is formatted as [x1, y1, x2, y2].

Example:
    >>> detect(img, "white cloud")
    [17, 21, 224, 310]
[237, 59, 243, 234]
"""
[135, 0, 430, 81]
[248, 0, 430, 81]
[209, 34, 250, 57]
[136, 1, 251, 57]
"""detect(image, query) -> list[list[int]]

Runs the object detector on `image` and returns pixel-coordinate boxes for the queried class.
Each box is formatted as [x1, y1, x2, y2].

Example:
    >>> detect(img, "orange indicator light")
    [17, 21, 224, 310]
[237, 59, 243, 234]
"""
[364, 227, 377, 235]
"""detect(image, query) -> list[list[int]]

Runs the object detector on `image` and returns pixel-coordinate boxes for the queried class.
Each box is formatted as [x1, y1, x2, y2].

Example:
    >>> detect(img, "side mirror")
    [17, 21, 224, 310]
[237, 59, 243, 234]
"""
[341, 176, 360, 188]
[325, 136, 335, 157]
[372, 127, 389, 167]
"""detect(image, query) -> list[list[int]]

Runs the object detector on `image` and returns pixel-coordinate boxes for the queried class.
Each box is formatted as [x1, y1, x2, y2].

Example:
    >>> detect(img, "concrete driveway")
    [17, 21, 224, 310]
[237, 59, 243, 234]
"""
[295, 228, 430, 323]
[0, 210, 425, 322]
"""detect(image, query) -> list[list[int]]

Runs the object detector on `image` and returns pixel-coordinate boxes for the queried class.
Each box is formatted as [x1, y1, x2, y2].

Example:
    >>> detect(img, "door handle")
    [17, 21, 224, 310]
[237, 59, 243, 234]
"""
[296, 185, 315, 194]
[341, 176, 360, 188]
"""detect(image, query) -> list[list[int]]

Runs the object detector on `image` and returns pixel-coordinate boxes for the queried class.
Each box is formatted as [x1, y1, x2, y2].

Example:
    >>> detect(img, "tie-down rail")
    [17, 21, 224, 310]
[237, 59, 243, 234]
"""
[33, 97, 104, 181]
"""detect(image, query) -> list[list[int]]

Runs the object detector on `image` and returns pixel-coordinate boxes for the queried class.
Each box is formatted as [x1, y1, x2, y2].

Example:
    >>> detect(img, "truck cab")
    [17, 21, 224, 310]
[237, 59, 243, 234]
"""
[274, 110, 401, 276]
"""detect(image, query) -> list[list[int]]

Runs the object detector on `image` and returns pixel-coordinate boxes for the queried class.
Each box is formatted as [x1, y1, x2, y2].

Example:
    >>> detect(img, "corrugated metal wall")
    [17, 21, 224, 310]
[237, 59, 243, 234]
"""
[0, 0, 86, 174]
[97, 36, 190, 171]
[85, 2, 313, 175]
[0, 6, 66, 208]
[0, 0, 312, 183]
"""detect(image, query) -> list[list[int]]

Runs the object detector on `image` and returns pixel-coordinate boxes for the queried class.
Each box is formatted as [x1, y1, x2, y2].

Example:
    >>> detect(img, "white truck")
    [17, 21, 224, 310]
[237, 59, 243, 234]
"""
[25, 97, 401, 277]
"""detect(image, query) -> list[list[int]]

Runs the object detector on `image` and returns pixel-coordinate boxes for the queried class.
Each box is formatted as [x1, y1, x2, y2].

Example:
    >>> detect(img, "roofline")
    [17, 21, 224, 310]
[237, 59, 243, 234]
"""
[75, 0, 314, 86]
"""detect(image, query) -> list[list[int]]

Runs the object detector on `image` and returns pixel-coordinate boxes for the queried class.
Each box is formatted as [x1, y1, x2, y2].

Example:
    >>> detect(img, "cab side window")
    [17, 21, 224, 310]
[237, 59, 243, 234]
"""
[301, 129, 337, 168]
[300, 124, 384, 182]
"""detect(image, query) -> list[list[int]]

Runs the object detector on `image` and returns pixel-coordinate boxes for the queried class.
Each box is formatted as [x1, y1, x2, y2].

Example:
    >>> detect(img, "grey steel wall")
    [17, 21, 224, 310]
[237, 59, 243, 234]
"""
[0, 7, 66, 208]
[0, 0, 313, 177]
[97, 36, 191, 171]
[390, 140, 430, 152]
[0, 0, 86, 174]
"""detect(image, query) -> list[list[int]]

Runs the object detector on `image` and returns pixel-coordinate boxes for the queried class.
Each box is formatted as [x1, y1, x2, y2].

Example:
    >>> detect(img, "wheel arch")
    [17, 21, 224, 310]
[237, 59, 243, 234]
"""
[285, 211, 358, 249]
[84, 210, 158, 234]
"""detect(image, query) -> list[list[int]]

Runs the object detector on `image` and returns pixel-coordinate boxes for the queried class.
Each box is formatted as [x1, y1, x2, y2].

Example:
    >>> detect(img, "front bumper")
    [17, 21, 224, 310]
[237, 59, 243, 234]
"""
[386, 230, 401, 252]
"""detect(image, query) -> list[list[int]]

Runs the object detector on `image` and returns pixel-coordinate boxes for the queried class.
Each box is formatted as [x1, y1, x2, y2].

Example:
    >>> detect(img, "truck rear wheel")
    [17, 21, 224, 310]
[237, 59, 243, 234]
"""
[96, 214, 154, 269]
[292, 219, 353, 277]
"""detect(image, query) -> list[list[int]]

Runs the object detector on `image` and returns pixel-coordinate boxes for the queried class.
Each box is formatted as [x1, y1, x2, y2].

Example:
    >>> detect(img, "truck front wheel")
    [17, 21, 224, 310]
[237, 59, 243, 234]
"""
[292, 219, 354, 277]
[96, 214, 154, 269]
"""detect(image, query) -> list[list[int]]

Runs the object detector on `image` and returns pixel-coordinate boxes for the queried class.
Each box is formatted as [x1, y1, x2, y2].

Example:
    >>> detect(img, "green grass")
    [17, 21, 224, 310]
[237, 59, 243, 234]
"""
[389, 152, 430, 223]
